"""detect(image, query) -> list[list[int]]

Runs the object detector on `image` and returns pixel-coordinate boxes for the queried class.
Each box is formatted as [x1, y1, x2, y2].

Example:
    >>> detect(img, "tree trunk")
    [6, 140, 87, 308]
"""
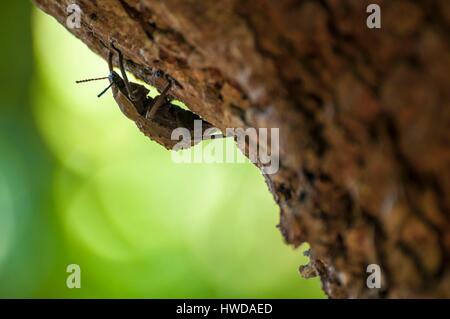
[32, 0, 450, 298]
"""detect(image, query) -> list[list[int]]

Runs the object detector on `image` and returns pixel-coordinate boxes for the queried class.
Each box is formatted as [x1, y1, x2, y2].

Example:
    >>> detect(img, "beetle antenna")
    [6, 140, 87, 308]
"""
[76, 76, 109, 84]
[97, 82, 114, 98]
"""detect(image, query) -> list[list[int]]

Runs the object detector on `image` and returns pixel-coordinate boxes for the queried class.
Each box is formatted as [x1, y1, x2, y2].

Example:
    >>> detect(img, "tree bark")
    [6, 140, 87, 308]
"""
[33, 0, 450, 298]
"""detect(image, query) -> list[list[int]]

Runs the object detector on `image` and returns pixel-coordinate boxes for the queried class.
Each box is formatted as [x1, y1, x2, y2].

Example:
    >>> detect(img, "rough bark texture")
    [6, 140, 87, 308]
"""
[33, 0, 450, 298]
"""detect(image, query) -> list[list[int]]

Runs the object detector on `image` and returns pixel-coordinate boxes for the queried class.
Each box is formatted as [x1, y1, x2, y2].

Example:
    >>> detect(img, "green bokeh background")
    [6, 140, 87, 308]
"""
[0, 2, 324, 298]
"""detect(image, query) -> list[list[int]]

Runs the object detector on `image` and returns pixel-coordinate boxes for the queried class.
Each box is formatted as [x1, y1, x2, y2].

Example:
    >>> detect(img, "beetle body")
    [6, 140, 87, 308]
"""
[93, 41, 218, 150]
[110, 70, 213, 149]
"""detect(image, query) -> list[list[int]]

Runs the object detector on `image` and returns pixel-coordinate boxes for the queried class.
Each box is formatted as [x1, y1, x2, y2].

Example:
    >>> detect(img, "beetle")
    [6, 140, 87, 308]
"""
[77, 41, 221, 149]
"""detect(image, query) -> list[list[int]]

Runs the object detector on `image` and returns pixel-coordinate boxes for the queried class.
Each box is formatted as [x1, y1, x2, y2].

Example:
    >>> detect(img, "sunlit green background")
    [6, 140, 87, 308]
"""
[0, 2, 324, 298]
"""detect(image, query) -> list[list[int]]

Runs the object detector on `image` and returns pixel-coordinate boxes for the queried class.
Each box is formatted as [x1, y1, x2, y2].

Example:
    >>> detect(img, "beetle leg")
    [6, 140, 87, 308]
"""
[110, 41, 134, 100]
[145, 80, 172, 120]
[108, 49, 114, 73]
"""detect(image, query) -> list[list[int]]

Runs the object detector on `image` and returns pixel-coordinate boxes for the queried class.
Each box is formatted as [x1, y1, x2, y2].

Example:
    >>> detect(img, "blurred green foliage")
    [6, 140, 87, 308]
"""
[0, 2, 324, 298]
